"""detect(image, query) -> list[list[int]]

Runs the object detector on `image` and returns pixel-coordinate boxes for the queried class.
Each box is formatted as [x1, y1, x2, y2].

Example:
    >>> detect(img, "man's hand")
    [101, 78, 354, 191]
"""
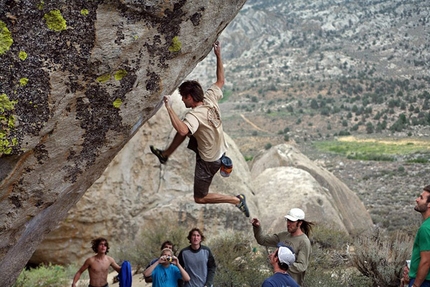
[251, 218, 260, 227]
[163, 95, 172, 109]
[213, 41, 221, 57]
[172, 255, 178, 265]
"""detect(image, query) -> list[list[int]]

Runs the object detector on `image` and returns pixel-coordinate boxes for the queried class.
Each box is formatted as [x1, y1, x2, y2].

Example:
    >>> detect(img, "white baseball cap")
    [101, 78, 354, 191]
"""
[284, 208, 305, 222]
[277, 245, 295, 265]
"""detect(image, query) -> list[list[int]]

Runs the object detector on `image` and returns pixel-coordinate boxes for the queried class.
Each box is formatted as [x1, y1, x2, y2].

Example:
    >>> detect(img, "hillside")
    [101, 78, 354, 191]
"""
[187, 0, 430, 231]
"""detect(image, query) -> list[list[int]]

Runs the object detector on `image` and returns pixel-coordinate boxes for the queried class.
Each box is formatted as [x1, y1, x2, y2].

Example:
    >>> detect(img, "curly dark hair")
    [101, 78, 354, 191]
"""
[91, 237, 109, 254]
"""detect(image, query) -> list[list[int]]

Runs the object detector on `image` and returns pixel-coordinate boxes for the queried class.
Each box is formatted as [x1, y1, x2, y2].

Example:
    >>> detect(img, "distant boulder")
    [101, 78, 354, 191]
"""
[250, 144, 373, 234]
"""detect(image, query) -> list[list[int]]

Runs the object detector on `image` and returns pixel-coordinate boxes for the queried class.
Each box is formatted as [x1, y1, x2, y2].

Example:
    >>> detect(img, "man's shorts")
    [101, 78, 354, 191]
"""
[88, 284, 108, 287]
[193, 155, 222, 198]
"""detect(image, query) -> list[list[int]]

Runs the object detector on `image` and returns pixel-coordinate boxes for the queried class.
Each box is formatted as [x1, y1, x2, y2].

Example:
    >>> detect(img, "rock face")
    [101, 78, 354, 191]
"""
[0, 1, 247, 286]
[31, 96, 373, 266]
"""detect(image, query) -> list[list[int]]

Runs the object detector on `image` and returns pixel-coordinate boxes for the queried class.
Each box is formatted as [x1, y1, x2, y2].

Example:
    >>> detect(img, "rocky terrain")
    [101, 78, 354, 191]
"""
[301, 143, 430, 233]
[186, 0, 430, 233]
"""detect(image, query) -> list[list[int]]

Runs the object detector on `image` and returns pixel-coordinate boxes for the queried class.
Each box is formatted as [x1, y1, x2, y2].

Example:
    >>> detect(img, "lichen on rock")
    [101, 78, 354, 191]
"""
[0, 21, 13, 55]
[168, 36, 182, 52]
[18, 51, 28, 60]
[114, 69, 127, 81]
[0, 93, 18, 155]
[43, 10, 67, 32]
[112, 98, 122, 108]
[19, 78, 28, 86]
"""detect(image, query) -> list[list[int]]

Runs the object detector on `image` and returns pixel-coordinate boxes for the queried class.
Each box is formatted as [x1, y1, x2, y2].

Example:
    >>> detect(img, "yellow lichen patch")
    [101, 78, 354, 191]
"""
[0, 21, 13, 55]
[114, 69, 127, 81]
[0, 93, 17, 112]
[113, 98, 122, 108]
[19, 78, 28, 86]
[19, 51, 28, 60]
[44, 10, 67, 32]
[0, 93, 18, 155]
[168, 36, 182, 52]
[81, 9, 89, 16]
[96, 73, 111, 83]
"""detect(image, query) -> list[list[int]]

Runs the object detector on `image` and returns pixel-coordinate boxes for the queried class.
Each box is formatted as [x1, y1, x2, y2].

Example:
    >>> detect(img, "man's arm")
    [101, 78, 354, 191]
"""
[164, 95, 190, 136]
[251, 219, 279, 247]
[412, 251, 430, 287]
[109, 256, 121, 273]
[174, 257, 190, 282]
[213, 41, 224, 89]
[143, 259, 159, 278]
[205, 248, 217, 287]
[71, 258, 90, 287]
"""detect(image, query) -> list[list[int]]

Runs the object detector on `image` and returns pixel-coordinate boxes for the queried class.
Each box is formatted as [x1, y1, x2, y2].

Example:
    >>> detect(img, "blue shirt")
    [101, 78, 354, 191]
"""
[151, 264, 182, 287]
[262, 272, 300, 287]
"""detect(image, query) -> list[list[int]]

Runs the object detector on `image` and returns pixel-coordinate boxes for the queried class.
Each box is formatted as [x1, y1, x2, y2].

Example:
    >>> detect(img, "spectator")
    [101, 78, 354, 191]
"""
[178, 228, 216, 287]
[251, 208, 313, 286]
[144, 240, 175, 283]
[408, 185, 430, 287]
[262, 243, 299, 287]
[72, 237, 121, 287]
[143, 247, 190, 287]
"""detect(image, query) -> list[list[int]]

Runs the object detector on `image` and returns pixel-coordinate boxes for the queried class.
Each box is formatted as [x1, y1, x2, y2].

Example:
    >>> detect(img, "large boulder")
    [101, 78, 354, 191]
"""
[250, 144, 374, 234]
[0, 1, 247, 285]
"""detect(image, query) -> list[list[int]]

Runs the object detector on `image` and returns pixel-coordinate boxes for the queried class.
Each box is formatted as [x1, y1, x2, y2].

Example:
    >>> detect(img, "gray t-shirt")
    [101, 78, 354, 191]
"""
[178, 245, 216, 287]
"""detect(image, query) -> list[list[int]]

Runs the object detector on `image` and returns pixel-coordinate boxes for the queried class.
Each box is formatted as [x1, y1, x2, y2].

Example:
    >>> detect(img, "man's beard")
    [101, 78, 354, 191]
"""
[414, 203, 428, 213]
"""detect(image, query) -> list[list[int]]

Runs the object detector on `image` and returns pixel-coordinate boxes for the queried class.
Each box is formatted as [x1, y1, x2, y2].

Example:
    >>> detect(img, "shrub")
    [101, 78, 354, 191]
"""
[304, 266, 371, 287]
[14, 263, 78, 287]
[210, 232, 268, 287]
[350, 228, 413, 287]
[304, 225, 371, 287]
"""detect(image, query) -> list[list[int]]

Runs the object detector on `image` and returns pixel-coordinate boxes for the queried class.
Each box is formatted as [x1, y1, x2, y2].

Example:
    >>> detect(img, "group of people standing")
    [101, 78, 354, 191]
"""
[70, 188, 430, 287]
[71, 207, 312, 287]
[141, 209, 313, 287]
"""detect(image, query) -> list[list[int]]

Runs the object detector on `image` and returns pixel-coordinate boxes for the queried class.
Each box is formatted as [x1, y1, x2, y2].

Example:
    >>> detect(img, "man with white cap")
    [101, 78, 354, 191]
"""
[251, 208, 313, 286]
[262, 243, 300, 287]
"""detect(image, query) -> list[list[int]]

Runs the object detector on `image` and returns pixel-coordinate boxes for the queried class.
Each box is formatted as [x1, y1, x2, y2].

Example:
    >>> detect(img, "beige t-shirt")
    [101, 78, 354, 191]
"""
[183, 84, 228, 162]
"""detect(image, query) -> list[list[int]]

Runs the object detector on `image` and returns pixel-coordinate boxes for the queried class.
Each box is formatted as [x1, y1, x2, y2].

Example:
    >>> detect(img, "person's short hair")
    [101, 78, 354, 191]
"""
[179, 80, 204, 102]
[187, 227, 205, 243]
[91, 237, 109, 254]
[423, 185, 430, 202]
[160, 248, 173, 257]
[161, 240, 173, 250]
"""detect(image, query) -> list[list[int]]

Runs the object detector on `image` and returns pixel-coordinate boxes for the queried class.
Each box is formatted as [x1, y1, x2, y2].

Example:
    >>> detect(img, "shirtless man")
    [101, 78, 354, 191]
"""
[72, 237, 121, 287]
